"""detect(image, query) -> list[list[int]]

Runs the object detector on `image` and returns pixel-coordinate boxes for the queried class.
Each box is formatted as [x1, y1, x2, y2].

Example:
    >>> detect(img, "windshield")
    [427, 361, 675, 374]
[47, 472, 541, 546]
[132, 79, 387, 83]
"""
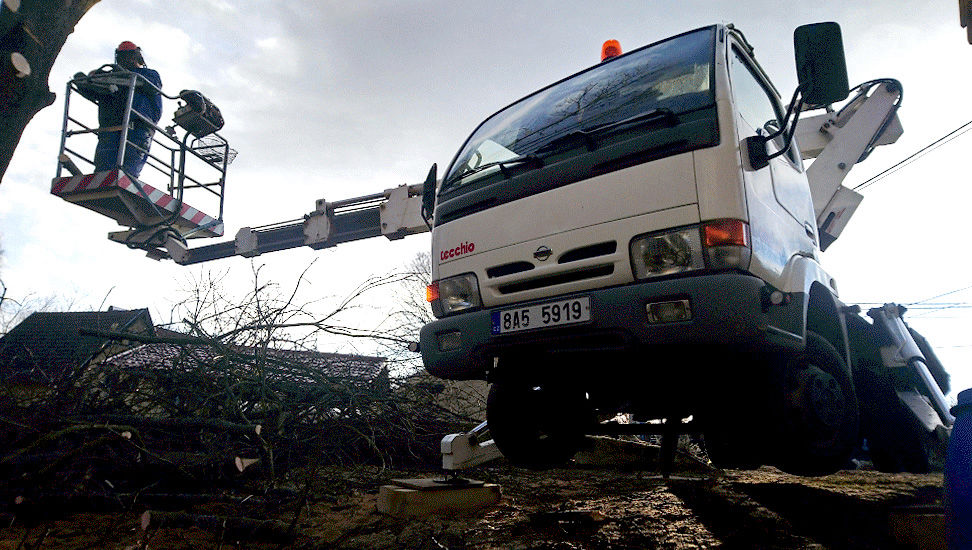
[443, 27, 716, 193]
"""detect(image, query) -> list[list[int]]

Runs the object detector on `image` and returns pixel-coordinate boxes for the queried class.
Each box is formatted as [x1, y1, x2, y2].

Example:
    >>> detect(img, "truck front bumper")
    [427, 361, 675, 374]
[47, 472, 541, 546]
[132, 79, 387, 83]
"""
[420, 272, 804, 381]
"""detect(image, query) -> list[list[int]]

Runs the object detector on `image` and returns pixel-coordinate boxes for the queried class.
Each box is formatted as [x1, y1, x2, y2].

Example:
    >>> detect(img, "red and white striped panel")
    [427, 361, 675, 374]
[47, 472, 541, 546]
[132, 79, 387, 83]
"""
[50, 170, 121, 194]
[51, 170, 224, 237]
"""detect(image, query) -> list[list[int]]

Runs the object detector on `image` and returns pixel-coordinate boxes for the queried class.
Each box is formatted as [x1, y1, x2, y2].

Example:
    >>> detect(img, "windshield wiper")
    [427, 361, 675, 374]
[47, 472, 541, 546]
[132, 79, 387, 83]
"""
[537, 108, 679, 155]
[445, 154, 544, 190]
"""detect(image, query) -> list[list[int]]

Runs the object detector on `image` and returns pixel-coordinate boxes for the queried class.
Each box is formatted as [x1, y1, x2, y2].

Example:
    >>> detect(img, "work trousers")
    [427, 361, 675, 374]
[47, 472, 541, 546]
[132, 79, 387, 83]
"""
[94, 122, 155, 178]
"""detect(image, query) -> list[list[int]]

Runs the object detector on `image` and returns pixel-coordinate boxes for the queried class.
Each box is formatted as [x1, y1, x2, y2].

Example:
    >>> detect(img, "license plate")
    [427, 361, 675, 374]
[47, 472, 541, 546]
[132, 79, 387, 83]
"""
[491, 296, 591, 334]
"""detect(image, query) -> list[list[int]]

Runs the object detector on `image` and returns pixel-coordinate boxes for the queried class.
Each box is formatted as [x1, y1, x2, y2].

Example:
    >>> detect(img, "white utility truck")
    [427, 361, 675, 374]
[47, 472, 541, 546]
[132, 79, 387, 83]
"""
[54, 22, 953, 476]
[418, 22, 951, 475]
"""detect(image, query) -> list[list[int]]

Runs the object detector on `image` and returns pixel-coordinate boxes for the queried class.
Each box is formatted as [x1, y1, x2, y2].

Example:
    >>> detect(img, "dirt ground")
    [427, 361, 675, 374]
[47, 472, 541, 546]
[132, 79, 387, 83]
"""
[0, 446, 945, 550]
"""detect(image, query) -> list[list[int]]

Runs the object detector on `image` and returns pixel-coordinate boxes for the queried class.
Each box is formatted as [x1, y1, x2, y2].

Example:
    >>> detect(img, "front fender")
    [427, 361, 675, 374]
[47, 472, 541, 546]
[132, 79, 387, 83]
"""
[776, 254, 851, 368]
[778, 254, 838, 298]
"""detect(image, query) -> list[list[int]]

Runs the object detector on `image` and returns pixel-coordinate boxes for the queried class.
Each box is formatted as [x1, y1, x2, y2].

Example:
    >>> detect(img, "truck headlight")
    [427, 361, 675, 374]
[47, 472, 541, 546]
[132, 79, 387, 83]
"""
[630, 228, 704, 279]
[427, 273, 482, 317]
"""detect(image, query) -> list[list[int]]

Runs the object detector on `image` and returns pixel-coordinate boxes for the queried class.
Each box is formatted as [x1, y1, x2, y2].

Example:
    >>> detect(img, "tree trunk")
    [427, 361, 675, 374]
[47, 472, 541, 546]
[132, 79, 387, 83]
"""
[88, 414, 262, 436]
[0, 0, 100, 183]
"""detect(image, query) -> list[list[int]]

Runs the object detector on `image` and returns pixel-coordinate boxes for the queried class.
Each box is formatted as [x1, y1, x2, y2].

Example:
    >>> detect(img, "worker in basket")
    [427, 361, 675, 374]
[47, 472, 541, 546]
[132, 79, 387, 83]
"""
[75, 41, 163, 178]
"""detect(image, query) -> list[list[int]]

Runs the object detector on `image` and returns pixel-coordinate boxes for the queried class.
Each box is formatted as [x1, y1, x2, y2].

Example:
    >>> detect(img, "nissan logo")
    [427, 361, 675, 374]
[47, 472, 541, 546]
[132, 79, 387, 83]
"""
[533, 246, 552, 262]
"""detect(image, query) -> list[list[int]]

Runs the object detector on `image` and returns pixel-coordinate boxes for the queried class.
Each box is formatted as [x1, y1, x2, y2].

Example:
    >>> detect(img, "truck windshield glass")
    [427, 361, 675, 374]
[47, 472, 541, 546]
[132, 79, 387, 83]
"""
[443, 28, 715, 192]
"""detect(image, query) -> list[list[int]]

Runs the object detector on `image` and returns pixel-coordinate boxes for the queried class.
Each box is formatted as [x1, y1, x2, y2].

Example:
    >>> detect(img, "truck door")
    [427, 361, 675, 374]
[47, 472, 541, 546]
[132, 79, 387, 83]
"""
[728, 44, 817, 270]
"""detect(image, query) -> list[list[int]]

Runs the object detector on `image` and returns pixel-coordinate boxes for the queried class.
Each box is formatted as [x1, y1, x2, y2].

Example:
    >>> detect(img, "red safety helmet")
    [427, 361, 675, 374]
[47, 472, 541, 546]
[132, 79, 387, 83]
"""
[116, 41, 140, 53]
[115, 41, 145, 66]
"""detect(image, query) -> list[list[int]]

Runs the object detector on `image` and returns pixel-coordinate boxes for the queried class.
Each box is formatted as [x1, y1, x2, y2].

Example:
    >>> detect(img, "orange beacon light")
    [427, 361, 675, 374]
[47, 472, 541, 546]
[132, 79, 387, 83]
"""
[601, 40, 622, 61]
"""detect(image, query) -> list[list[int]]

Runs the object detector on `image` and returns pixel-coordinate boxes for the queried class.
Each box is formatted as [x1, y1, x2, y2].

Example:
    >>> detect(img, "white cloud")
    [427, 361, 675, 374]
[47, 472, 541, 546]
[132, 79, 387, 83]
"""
[256, 37, 280, 51]
[2, 0, 971, 397]
[201, 0, 237, 14]
[249, 35, 302, 78]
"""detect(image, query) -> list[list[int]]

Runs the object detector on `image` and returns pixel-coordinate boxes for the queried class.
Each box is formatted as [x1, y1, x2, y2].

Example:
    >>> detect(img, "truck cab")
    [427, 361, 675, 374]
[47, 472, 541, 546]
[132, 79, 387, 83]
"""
[420, 24, 877, 473]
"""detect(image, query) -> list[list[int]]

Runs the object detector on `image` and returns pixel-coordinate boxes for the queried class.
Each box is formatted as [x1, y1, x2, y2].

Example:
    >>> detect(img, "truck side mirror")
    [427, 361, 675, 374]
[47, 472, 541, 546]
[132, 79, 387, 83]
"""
[421, 163, 437, 221]
[748, 22, 851, 171]
[794, 22, 849, 106]
[745, 135, 770, 170]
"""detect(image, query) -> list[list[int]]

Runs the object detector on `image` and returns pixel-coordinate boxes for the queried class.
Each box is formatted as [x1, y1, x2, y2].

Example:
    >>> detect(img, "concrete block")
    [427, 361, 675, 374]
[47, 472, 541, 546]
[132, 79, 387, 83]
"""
[377, 478, 501, 518]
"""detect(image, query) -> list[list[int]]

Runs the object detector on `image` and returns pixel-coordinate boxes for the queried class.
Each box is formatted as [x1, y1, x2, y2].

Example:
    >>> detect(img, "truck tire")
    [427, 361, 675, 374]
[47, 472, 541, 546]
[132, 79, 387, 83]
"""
[486, 382, 587, 469]
[777, 331, 859, 475]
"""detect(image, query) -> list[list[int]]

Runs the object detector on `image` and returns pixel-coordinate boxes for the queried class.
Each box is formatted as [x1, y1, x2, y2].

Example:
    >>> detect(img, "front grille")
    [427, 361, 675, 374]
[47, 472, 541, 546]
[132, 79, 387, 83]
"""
[558, 241, 617, 264]
[497, 264, 614, 294]
[486, 261, 535, 279]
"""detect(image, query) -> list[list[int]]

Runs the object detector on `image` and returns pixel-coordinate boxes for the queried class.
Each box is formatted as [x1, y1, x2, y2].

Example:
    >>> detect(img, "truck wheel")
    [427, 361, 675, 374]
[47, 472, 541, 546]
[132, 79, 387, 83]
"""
[777, 331, 859, 475]
[486, 382, 587, 469]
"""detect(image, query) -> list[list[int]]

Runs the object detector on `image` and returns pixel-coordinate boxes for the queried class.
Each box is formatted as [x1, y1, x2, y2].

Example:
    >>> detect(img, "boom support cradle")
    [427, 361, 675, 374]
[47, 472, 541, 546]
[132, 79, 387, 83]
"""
[796, 81, 903, 248]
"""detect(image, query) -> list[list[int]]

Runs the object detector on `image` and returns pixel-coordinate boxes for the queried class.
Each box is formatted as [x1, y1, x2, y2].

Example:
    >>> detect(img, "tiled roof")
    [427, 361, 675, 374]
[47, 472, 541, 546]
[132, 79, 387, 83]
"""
[0, 309, 153, 383]
[104, 341, 385, 383]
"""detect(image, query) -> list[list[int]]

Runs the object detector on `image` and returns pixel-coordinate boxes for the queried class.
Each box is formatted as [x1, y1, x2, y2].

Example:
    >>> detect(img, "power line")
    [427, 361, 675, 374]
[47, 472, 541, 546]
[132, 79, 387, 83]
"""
[908, 283, 972, 306]
[847, 304, 972, 319]
[853, 302, 972, 308]
[848, 284, 972, 319]
[909, 305, 972, 319]
[905, 304, 972, 310]
[853, 118, 972, 191]
[852, 285, 972, 308]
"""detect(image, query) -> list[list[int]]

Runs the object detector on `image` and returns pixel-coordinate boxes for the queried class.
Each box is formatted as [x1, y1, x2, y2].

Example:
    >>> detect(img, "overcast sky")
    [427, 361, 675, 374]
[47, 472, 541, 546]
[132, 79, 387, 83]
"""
[1, 1, 970, 397]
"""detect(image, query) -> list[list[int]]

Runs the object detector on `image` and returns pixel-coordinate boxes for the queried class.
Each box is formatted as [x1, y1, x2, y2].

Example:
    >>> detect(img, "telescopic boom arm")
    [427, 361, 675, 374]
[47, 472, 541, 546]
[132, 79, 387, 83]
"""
[162, 183, 429, 264]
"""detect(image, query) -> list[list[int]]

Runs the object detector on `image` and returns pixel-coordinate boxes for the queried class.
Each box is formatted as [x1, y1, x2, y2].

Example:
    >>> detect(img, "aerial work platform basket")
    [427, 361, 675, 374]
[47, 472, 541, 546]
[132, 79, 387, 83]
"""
[51, 66, 233, 256]
[51, 169, 223, 238]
